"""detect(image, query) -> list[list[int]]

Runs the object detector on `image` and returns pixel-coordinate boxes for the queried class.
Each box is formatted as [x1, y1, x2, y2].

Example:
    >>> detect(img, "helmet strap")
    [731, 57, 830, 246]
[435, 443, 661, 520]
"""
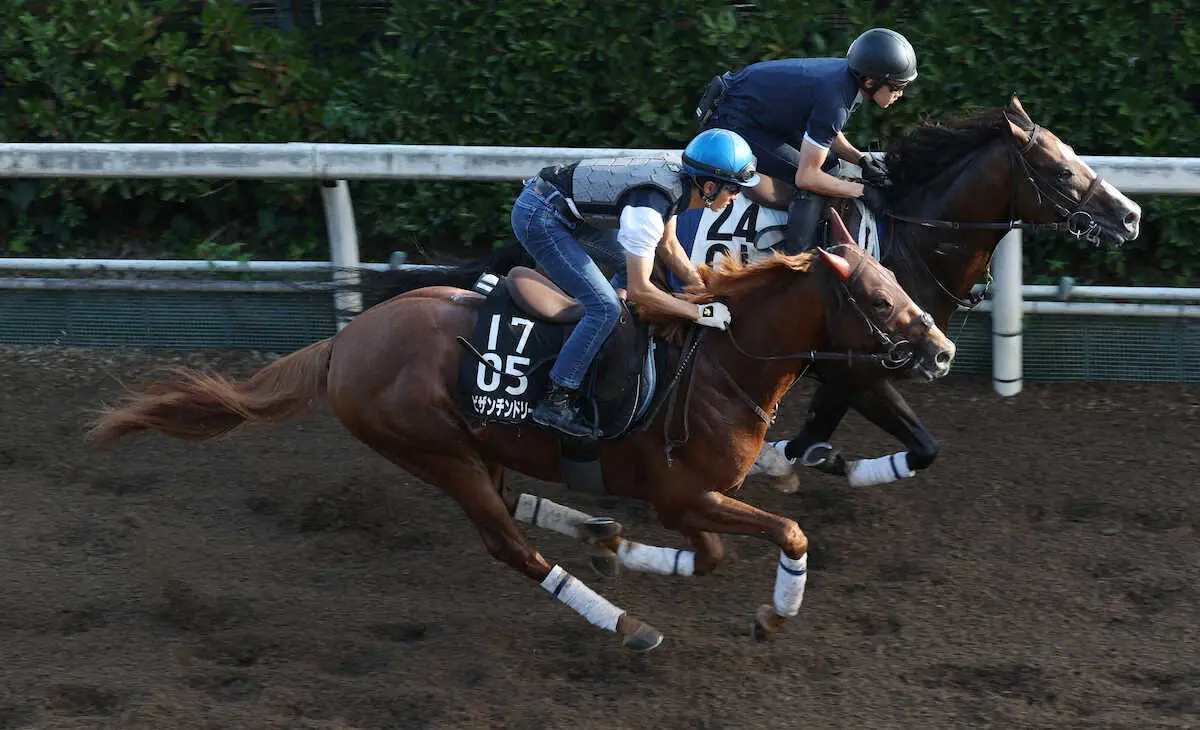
[695, 178, 719, 205]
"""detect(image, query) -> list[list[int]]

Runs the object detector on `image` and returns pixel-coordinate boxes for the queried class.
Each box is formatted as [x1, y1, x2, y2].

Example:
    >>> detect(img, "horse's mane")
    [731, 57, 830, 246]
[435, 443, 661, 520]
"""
[884, 104, 1034, 199]
[689, 250, 815, 303]
[643, 251, 816, 345]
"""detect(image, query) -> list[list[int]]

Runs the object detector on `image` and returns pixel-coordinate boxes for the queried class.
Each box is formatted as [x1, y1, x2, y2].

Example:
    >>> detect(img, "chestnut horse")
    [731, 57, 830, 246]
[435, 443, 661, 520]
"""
[89, 220, 955, 653]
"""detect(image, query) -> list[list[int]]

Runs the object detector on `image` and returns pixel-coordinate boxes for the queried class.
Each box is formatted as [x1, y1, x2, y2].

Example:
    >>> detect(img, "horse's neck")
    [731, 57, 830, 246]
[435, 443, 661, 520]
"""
[710, 277, 826, 417]
[891, 143, 1013, 321]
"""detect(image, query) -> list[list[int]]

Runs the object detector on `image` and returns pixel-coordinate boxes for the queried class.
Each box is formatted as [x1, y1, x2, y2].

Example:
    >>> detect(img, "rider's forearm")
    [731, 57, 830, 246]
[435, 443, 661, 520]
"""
[659, 237, 702, 289]
[832, 133, 864, 164]
[628, 283, 700, 322]
[794, 166, 866, 198]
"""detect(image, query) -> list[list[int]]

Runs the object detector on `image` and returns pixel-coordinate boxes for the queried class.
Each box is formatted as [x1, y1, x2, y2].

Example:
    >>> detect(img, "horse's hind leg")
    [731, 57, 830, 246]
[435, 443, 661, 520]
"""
[509, 492, 624, 578]
[676, 491, 809, 641]
[401, 454, 662, 652]
[491, 468, 624, 579]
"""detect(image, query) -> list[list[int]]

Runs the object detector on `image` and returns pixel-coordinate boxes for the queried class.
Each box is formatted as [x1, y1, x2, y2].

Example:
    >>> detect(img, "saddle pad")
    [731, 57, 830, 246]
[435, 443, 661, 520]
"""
[457, 283, 560, 424]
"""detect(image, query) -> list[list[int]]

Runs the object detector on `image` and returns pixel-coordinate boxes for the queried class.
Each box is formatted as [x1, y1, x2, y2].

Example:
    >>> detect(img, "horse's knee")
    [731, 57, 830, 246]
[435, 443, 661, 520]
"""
[778, 520, 808, 559]
[907, 436, 940, 471]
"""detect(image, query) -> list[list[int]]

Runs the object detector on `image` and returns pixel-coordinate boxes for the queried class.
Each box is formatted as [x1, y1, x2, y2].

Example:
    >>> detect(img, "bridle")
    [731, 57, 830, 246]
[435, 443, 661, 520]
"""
[694, 249, 934, 429]
[652, 250, 936, 457]
[886, 120, 1104, 242]
[722, 248, 932, 372]
[884, 120, 1105, 309]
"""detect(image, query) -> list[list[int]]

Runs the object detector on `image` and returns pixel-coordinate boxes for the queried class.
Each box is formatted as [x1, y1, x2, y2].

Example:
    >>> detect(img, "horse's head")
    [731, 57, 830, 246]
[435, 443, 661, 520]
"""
[1003, 96, 1141, 246]
[819, 210, 956, 380]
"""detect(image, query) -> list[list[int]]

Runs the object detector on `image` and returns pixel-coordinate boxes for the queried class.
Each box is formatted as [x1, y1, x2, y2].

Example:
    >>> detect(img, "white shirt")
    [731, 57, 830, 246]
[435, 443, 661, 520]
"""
[617, 205, 666, 258]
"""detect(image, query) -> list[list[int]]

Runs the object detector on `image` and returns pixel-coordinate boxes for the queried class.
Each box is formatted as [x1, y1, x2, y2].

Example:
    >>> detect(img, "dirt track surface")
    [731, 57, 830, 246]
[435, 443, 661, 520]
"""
[0, 346, 1197, 729]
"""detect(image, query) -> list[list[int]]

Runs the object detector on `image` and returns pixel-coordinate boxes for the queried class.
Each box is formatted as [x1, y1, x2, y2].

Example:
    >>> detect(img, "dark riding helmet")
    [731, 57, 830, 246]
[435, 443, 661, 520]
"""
[846, 28, 918, 88]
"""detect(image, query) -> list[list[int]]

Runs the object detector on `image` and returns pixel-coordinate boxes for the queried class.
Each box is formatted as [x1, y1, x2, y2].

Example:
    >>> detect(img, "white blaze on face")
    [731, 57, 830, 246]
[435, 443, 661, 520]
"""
[1056, 139, 1142, 236]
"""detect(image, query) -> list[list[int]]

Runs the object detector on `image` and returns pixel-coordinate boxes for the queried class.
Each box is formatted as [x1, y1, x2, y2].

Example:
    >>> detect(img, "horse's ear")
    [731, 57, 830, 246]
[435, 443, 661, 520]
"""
[817, 247, 853, 282]
[1007, 94, 1029, 119]
[1004, 112, 1032, 147]
[828, 207, 856, 247]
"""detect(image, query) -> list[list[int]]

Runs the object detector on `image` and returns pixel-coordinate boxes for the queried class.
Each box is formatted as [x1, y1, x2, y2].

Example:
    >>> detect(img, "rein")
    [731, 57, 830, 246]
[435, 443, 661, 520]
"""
[694, 253, 930, 432]
[724, 251, 922, 371]
[887, 123, 1103, 240]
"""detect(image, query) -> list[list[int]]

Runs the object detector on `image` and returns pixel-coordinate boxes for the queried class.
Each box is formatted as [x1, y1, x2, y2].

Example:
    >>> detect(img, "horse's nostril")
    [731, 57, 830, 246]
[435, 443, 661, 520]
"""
[1124, 212, 1139, 228]
[936, 351, 952, 366]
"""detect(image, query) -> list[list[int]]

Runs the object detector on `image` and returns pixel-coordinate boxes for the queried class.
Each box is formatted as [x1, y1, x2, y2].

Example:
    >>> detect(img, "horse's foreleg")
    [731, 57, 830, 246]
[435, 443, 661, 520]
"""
[842, 378, 938, 486]
[676, 492, 808, 641]
[404, 456, 661, 651]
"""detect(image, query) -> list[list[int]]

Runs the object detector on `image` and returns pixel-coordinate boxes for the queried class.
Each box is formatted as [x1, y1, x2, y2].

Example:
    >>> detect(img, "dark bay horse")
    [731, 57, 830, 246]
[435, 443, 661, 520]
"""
[744, 95, 1142, 491]
[89, 229, 955, 652]
[359, 96, 1143, 492]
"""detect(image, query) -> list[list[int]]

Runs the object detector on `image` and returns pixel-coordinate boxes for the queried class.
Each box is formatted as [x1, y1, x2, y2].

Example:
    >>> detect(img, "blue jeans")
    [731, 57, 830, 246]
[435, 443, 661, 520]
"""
[510, 181, 624, 390]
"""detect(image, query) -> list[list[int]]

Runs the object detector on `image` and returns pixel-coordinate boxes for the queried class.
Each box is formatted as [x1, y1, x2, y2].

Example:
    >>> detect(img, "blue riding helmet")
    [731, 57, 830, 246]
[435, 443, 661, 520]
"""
[682, 129, 762, 187]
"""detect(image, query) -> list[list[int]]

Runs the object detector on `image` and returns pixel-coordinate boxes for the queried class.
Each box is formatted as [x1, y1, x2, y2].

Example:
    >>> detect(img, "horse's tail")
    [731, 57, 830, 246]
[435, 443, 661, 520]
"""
[343, 241, 532, 316]
[87, 338, 335, 445]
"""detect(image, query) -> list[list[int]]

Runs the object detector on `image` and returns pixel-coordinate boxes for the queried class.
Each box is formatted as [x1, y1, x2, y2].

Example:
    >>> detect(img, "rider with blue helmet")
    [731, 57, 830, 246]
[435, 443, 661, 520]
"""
[695, 28, 918, 253]
[513, 128, 760, 438]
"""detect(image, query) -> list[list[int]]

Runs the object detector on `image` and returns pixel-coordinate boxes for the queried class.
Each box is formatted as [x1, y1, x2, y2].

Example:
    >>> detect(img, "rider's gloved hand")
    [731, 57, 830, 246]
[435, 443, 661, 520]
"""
[696, 302, 732, 330]
[858, 154, 892, 187]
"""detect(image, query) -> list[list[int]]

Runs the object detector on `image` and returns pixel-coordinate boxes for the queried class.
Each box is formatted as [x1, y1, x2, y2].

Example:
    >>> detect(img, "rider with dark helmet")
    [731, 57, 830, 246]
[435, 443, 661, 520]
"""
[512, 128, 760, 438]
[695, 28, 918, 253]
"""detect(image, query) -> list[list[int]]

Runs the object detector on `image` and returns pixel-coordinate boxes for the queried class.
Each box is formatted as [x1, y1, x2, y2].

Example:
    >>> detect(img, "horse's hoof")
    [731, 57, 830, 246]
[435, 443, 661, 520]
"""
[801, 442, 847, 477]
[622, 622, 664, 653]
[750, 604, 776, 642]
[750, 617, 770, 641]
[582, 516, 622, 541]
[588, 549, 621, 579]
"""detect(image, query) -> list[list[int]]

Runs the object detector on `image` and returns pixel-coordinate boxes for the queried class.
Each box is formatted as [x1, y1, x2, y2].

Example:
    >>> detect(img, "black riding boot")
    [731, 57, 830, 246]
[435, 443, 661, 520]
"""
[782, 190, 827, 255]
[531, 383, 593, 438]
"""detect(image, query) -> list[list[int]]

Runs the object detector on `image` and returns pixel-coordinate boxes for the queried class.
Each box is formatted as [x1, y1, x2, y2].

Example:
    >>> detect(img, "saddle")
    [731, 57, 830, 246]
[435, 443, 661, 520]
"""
[456, 267, 669, 493]
[505, 267, 584, 324]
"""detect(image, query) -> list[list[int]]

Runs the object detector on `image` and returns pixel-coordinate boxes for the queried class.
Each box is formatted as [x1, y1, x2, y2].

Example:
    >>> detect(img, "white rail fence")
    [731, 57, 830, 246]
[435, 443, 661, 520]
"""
[2, 143, 1199, 395]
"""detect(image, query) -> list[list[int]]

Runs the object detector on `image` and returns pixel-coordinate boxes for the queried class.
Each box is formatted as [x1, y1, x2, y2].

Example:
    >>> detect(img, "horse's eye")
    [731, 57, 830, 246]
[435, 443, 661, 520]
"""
[871, 294, 891, 311]
[1056, 167, 1074, 182]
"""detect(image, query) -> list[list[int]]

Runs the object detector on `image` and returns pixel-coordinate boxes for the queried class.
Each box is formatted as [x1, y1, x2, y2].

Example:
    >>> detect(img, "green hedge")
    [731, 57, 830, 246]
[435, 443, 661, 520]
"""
[0, 0, 334, 259]
[2, 0, 1197, 284]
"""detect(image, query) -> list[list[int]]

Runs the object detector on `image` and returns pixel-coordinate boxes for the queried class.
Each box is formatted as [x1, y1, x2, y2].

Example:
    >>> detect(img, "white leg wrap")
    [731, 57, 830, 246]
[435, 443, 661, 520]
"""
[748, 440, 795, 477]
[514, 493, 589, 540]
[847, 451, 916, 487]
[540, 565, 625, 632]
[617, 541, 695, 576]
[772, 552, 808, 618]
